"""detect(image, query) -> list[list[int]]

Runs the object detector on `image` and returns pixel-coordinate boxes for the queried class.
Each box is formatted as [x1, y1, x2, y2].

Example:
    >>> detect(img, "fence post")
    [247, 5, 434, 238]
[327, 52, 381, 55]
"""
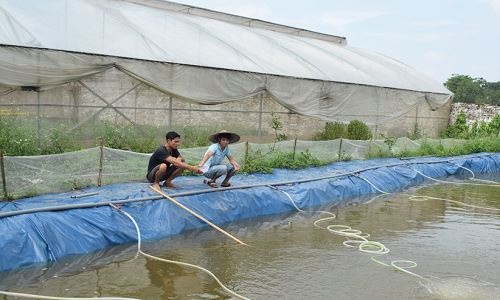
[258, 94, 263, 139]
[292, 138, 297, 160]
[244, 141, 249, 162]
[98, 139, 104, 187]
[0, 150, 7, 200]
[338, 138, 343, 161]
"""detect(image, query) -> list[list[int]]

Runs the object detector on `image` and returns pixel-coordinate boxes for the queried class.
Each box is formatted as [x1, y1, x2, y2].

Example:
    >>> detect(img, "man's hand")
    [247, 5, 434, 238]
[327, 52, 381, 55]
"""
[192, 166, 203, 174]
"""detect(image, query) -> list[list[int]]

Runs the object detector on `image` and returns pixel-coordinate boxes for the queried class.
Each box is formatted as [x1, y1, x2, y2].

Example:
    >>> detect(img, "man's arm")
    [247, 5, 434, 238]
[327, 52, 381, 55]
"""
[165, 156, 201, 173]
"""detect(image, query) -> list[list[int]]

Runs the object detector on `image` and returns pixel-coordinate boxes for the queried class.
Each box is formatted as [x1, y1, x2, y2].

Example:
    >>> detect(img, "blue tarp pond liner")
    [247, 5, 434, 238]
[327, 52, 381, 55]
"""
[1, 153, 499, 272]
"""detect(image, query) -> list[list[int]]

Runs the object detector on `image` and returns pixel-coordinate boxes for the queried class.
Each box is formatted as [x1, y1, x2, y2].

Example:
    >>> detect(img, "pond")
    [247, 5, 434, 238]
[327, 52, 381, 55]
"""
[1, 177, 499, 300]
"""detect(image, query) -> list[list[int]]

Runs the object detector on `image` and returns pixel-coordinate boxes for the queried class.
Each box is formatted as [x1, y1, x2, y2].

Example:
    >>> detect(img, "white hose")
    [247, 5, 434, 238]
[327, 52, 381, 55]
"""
[412, 168, 500, 187]
[109, 204, 250, 300]
[0, 291, 138, 300]
[409, 195, 500, 211]
[353, 174, 391, 194]
[268, 186, 425, 281]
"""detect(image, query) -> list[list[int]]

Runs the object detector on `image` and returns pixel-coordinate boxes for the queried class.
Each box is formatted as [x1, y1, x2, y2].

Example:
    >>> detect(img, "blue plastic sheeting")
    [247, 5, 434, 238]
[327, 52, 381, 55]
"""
[1, 153, 499, 271]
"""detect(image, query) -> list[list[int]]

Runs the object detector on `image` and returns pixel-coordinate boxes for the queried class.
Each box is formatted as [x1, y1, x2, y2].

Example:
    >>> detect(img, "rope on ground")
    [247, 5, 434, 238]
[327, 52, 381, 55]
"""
[109, 203, 250, 300]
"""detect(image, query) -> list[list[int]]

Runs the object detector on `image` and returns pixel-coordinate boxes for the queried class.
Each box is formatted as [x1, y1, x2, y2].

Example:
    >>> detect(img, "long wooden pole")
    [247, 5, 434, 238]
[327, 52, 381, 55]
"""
[150, 186, 247, 246]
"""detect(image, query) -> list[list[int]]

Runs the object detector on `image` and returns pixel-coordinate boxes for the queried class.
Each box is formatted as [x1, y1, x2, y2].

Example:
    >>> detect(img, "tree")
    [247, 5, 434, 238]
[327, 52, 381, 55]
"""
[444, 74, 485, 103]
[484, 82, 500, 105]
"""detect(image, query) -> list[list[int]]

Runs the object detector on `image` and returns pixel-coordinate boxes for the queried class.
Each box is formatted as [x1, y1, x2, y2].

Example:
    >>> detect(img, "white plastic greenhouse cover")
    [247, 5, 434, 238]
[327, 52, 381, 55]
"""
[0, 0, 452, 124]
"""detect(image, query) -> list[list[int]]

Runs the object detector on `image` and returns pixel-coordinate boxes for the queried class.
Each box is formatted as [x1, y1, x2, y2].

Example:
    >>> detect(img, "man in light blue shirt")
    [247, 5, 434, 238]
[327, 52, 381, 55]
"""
[198, 130, 240, 188]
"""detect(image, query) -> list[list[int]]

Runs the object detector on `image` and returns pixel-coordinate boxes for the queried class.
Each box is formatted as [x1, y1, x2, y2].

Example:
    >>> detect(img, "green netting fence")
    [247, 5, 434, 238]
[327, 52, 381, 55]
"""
[0, 138, 467, 200]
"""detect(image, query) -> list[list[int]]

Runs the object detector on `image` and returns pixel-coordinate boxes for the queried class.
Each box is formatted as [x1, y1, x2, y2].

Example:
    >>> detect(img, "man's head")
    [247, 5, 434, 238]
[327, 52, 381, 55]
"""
[165, 131, 181, 149]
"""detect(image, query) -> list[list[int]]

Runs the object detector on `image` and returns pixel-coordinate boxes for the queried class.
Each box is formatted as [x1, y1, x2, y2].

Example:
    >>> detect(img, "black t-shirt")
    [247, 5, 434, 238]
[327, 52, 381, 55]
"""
[147, 145, 181, 174]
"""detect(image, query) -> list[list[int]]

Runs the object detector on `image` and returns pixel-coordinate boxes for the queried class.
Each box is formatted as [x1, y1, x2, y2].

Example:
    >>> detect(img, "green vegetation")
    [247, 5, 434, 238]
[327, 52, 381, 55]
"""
[445, 74, 500, 104]
[313, 122, 346, 140]
[270, 112, 288, 150]
[241, 148, 331, 174]
[240, 110, 349, 173]
[0, 117, 39, 156]
[313, 120, 372, 141]
[347, 120, 372, 140]
[442, 112, 500, 139]
[0, 117, 215, 156]
[403, 138, 499, 157]
[367, 112, 500, 158]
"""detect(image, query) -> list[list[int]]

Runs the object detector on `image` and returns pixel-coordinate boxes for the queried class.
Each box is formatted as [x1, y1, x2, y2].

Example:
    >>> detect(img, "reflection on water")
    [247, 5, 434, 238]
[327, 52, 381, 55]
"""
[1, 180, 499, 299]
[420, 276, 500, 300]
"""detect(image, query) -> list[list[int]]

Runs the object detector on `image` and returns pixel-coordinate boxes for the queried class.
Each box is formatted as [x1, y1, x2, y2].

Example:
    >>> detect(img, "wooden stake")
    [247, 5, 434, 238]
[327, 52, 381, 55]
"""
[338, 138, 343, 161]
[98, 139, 104, 187]
[292, 138, 297, 160]
[244, 141, 249, 162]
[150, 186, 247, 246]
[0, 150, 7, 200]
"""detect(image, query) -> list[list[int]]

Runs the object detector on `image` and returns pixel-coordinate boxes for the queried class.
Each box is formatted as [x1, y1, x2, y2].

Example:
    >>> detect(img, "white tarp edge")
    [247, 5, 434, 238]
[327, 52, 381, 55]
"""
[0, 46, 451, 125]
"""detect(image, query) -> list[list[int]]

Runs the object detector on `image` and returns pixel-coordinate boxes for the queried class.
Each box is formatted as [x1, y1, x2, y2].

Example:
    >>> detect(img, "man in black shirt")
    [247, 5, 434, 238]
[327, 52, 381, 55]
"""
[147, 131, 202, 190]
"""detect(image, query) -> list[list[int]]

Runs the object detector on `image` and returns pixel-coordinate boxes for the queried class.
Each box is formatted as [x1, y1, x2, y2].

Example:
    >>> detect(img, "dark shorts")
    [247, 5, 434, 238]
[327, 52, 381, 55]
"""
[146, 163, 178, 183]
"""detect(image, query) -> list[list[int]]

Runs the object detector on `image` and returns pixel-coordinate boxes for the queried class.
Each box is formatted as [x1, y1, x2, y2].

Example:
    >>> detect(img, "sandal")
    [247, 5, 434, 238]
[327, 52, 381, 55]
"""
[220, 182, 231, 187]
[204, 179, 217, 188]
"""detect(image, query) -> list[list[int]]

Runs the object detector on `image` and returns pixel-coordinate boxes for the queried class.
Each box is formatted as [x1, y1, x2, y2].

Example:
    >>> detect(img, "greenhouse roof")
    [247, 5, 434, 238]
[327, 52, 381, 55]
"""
[0, 0, 449, 94]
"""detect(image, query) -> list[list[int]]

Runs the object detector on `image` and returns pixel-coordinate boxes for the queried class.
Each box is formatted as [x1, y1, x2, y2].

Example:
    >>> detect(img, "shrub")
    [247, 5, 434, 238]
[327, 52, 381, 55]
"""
[0, 117, 40, 155]
[241, 148, 329, 174]
[313, 122, 346, 140]
[41, 124, 80, 154]
[443, 112, 500, 139]
[241, 149, 272, 174]
[270, 112, 287, 150]
[346, 120, 372, 140]
[488, 114, 500, 136]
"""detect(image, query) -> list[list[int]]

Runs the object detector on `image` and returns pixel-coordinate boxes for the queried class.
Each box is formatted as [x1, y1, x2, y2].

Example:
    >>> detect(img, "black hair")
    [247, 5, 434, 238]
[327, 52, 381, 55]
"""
[166, 131, 180, 141]
[218, 133, 231, 141]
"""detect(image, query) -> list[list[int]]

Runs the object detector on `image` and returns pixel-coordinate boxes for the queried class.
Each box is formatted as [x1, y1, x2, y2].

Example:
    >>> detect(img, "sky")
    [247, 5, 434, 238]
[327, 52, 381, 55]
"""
[172, 0, 500, 84]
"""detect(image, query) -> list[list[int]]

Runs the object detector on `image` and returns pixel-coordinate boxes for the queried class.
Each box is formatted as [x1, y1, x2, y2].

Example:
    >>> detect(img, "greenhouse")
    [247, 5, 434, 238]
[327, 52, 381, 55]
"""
[0, 0, 452, 139]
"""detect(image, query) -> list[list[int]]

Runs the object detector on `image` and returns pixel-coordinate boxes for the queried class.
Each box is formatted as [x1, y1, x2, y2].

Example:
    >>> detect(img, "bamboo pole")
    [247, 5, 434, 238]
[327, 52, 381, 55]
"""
[292, 137, 297, 160]
[0, 150, 7, 200]
[338, 138, 343, 161]
[98, 139, 104, 187]
[244, 141, 249, 162]
[150, 186, 247, 246]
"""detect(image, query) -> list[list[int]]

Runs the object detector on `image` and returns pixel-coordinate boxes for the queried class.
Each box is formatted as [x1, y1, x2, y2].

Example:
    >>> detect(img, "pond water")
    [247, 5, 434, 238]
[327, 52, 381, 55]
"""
[1, 178, 499, 300]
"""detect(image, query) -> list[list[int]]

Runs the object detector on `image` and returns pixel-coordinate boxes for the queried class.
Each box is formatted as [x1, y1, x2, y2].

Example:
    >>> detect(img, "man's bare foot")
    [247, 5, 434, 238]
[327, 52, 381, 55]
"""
[152, 183, 161, 191]
[163, 181, 178, 189]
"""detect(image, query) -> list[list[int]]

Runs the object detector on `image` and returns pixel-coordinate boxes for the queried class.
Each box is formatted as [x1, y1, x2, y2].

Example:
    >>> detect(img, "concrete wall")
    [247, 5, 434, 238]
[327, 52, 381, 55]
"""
[0, 67, 451, 141]
[450, 102, 500, 125]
